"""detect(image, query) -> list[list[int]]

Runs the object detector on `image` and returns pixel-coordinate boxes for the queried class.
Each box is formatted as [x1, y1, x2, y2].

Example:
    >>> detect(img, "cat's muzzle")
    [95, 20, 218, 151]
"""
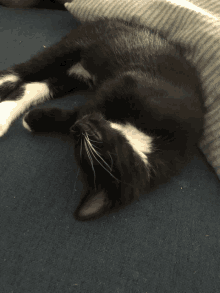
[70, 120, 101, 141]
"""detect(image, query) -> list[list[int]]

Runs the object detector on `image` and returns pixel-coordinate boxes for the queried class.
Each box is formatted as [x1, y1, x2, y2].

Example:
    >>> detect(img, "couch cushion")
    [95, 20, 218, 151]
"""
[1, 5, 220, 293]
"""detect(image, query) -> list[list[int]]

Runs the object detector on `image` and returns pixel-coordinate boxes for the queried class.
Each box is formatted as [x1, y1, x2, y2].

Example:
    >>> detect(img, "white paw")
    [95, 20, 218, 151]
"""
[0, 124, 10, 137]
[0, 73, 20, 88]
[0, 81, 51, 137]
[0, 101, 18, 137]
[22, 112, 32, 132]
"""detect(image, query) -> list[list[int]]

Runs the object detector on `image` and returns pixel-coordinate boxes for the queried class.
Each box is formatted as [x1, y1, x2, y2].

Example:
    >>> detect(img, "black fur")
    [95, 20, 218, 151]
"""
[0, 0, 67, 10]
[0, 18, 205, 221]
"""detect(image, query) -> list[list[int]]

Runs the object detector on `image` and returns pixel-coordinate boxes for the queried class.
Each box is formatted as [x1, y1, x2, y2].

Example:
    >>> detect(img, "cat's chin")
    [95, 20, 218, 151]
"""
[73, 190, 110, 221]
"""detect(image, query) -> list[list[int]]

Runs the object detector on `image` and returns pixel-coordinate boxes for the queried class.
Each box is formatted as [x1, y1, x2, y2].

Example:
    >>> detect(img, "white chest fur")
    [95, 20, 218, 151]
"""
[110, 122, 153, 165]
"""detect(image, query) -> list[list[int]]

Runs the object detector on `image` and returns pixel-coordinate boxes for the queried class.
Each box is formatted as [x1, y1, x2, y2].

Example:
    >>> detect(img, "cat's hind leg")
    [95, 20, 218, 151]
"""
[0, 71, 90, 137]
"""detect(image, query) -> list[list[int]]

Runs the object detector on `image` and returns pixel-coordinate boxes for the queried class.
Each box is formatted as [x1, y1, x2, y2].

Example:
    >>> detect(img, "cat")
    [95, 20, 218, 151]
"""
[0, 17, 205, 221]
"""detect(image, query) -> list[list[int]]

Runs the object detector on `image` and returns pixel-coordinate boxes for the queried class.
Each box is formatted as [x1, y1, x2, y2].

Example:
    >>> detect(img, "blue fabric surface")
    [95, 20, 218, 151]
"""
[1, 6, 220, 293]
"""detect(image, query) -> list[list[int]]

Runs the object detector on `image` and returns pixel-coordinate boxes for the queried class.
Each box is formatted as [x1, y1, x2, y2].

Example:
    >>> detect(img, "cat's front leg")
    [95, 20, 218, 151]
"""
[0, 69, 25, 136]
[0, 69, 23, 101]
[0, 31, 89, 137]
[0, 72, 53, 137]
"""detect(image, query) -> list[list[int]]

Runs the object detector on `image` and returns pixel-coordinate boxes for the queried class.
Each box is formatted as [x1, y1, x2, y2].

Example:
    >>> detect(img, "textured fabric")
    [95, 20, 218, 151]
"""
[65, 0, 220, 180]
[1, 5, 220, 293]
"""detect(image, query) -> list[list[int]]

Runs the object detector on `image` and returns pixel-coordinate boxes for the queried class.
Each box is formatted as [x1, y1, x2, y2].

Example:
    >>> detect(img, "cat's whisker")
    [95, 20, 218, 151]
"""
[89, 146, 120, 183]
[84, 134, 102, 155]
[86, 136, 103, 143]
[82, 133, 102, 149]
[84, 138, 93, 166]
[89, 144, 144, 188]
[82, 131, 139, 188]
[91, 144, 102, 151]
[85, 136, 120, 183]
[84, 138, 97, 190]
[107, 151, 113, 171]
[86, 133, 102, 140]
[83, 133, 140, 188]
[83, 133, 102, 152]
[80, 136, 83, 161]
[84, 133, 112, 171]
[84, 139, 94, 167]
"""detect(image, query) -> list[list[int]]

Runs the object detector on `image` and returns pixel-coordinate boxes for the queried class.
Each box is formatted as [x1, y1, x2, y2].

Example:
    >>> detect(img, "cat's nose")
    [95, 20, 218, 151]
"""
[70, 119, 89, 132]
[70, 121, 91, 136]
[70, 120, 102, 140]
[70, 122, 82, 134]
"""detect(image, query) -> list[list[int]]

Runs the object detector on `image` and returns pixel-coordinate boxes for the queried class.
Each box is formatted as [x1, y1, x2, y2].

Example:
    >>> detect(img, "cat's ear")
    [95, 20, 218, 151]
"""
[74, 190, 110, 221]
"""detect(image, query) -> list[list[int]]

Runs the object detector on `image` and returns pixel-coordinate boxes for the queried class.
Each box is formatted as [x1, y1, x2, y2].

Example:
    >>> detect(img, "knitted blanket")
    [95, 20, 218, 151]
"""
[65, 0, 220, 180]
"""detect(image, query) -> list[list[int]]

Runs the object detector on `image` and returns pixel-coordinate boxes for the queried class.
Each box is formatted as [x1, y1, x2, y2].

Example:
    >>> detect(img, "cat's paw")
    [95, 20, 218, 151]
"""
[22, 108, 63, 133]
[0, 70, 21, 101]
[0, 70, 22, 136]
[22, 112, 32, 132]
[23, 109, 50, 133]
[0, 101, 18, 137]
[0, 122, 10, 137]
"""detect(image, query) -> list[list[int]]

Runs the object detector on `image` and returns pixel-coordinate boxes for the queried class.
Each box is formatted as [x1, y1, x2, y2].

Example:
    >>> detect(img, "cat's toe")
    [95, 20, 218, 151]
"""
[22, 109, 44, 133]
[0, 124, 9, 137]
[0, 101, 18, 137]
[0, 70, 21, 100]
[22, 112, 32, 132]
[22, 108, 60, 133]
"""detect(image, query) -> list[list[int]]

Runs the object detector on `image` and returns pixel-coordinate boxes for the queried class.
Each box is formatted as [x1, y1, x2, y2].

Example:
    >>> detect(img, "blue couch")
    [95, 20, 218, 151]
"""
[1, 5, 220, 293]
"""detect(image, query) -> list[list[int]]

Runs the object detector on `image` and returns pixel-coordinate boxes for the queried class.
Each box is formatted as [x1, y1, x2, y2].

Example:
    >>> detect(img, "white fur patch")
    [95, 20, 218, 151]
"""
[68, 63, 95, 84]
[110, 122, 153, 165]
[22, 112, 32, 132]
[0, 73, 20, 88]
[0, 82, 51, 137]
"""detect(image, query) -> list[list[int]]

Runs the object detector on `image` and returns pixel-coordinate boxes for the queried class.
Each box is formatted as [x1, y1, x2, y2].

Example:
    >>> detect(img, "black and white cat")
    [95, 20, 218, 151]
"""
[0, 18, 205, 221]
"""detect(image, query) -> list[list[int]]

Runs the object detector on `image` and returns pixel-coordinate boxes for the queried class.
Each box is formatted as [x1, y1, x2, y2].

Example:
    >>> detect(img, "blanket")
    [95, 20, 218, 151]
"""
[65, 0, 220, 180]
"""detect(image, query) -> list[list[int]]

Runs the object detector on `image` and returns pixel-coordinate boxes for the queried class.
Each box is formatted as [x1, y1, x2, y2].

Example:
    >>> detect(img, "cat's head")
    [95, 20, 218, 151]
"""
[70, 111, 153, 221]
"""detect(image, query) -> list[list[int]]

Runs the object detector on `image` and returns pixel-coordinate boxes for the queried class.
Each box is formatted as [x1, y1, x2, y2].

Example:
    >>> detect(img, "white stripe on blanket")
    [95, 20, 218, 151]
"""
[65, 0, 220, 179]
